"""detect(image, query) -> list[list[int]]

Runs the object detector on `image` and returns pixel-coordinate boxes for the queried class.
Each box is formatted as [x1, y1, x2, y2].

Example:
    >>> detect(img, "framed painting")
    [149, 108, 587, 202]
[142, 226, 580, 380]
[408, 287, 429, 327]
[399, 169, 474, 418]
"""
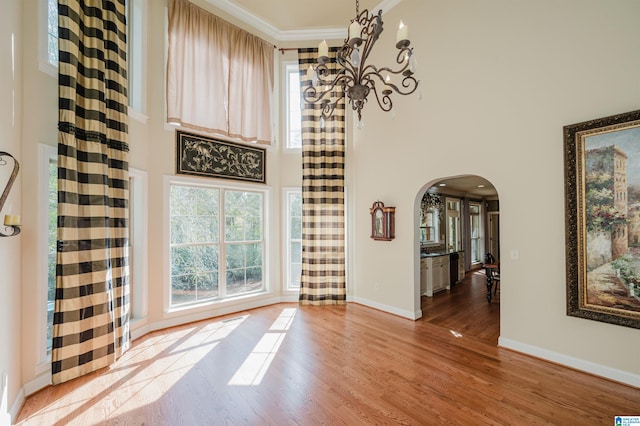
[564, 109, 640, 329]
[176, 130, 266, 184]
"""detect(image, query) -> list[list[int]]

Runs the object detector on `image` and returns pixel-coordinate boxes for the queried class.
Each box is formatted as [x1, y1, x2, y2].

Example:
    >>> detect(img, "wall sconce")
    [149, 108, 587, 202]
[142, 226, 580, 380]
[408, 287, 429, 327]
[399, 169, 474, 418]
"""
[0, 151, 21, 237]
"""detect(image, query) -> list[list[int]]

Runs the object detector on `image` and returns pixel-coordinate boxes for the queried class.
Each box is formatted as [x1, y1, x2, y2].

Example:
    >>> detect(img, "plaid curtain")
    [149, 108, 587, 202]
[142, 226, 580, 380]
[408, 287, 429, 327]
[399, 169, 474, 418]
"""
[297, 48, 346, 305]
[53, 0, 130, 385]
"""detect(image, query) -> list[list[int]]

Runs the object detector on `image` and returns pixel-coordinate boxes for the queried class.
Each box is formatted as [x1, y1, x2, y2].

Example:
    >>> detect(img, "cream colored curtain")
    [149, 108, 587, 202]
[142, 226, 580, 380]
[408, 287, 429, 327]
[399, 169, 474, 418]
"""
[167, 0, 274, 145]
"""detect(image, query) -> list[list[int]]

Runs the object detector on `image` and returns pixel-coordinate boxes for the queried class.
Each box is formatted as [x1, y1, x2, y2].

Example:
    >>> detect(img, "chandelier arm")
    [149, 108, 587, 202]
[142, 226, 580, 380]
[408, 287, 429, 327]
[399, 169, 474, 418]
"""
[371, 85, 393, 112]
[395, 47, 414, 64]
[302, 72, 346, 105]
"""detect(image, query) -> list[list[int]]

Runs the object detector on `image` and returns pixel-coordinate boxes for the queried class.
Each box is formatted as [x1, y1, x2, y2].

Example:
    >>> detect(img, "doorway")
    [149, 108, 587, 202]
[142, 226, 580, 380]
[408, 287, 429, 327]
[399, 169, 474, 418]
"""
[416, 174, 500, 344]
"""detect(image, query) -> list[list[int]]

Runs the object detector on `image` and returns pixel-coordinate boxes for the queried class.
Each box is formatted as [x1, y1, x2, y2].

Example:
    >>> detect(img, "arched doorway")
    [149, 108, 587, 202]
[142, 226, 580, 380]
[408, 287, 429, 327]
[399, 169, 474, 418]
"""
[415, 174, 501, 343]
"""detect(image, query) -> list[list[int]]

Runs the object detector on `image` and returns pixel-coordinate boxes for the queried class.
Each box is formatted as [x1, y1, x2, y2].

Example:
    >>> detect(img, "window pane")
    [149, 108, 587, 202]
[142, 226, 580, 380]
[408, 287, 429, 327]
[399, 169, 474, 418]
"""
[290, 263, 301, 288]
[47, 0, 58, 66]
[246, 242, 263, 267]
[287, 66, 302, 149]
[226, 244, 245, 270]
[171, 244, 219, 306]
[47, 160, 57, 351]
[170, 186, 218, 244]
[290, 241, 302, 263]
[171, 275, 197, 305]
[225, 191, 262, 241]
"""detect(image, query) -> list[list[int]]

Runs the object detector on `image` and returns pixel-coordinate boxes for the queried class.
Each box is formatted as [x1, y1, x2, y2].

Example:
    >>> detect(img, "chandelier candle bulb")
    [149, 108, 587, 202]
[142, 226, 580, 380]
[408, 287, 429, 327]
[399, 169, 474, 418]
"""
[383, 75, 392, 94]
[349, 21, 361, 40]
[318, 40, 328, 60]
[4, 215, 20, 226]
[306, 65, 314, 80]
[396, 21, 409, 43]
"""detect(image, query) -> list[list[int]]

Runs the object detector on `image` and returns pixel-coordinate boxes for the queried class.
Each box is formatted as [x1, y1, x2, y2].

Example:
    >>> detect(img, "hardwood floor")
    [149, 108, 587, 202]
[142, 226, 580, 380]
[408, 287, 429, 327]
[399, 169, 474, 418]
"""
[422, 268, 500, 344]
[16, 273, 639, 425]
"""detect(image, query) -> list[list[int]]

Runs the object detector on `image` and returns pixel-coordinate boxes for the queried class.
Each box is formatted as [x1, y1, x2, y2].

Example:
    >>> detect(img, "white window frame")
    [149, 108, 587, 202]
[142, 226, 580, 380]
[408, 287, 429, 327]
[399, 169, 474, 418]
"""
[469, 201, 483, 264]
[39, 0, 58, 77]
[420, 207, 440, 246]
[163, 175, 270, 313]
[127, 0, 149, 120]
[446, 197, 461, 252]
[36, 144, 57, 371]
[283, 187, 302, 292]
[284, 62, 302, 151]
[129, 168, 149, 323]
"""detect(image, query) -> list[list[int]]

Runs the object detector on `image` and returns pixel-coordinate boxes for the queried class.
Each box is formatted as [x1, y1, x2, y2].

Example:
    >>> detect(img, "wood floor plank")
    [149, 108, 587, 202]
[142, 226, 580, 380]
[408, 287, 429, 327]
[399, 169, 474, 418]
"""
[16, 272, 639, 425]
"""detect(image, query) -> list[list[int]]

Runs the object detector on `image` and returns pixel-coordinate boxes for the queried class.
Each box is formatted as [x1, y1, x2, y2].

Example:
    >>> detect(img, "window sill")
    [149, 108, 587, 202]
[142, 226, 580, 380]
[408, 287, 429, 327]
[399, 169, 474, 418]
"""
[164, 290, 274, 317]
[129, 108, 149, 123]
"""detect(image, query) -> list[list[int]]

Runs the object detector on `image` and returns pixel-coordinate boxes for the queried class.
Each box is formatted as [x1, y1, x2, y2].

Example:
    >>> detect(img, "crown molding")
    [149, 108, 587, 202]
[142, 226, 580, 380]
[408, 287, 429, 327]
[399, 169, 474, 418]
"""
[205, 0, 403, 42]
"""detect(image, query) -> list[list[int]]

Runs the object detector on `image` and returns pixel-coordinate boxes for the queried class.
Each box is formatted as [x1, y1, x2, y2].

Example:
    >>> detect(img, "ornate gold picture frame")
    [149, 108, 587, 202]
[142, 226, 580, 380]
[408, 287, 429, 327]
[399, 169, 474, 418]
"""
[564, 109, 640, 329]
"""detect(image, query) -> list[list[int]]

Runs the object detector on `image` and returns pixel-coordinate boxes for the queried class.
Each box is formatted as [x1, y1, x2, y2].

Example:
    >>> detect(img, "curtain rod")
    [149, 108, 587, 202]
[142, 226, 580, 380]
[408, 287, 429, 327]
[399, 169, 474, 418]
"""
[277, 47, 298, 54]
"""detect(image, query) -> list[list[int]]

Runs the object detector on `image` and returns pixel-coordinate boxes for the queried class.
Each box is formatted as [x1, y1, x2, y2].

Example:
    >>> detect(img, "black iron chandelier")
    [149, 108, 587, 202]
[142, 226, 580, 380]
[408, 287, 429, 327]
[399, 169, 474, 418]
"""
[303, 0, 419, 122]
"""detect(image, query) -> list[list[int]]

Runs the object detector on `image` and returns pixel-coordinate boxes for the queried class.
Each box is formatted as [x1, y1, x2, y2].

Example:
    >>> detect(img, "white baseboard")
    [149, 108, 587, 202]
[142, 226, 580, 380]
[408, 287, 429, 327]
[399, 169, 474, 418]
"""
[22, 373, 50, 397]
[499, 337, 640, 388]
[352, 296, 420, 320]
[8, 388, 24, 426]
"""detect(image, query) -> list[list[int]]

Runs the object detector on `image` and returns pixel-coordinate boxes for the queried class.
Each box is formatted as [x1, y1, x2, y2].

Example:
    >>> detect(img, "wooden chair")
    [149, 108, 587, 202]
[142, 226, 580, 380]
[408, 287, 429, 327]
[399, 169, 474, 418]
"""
[483, 253, 500, 302]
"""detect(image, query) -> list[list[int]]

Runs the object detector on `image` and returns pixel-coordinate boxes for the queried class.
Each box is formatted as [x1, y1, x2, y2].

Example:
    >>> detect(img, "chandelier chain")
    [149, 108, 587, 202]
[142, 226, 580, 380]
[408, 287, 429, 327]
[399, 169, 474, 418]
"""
[356, 0, 359, 16]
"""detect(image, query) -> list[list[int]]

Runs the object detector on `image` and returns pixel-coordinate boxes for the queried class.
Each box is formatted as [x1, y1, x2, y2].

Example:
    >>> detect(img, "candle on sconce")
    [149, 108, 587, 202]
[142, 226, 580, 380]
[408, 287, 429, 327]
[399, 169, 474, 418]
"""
[383, 75, 392, 93]
[396, 20, 409, 43]
[318, 40, 328, 58]
[349, 21, 361, 40]
[4, 214, 20, 226]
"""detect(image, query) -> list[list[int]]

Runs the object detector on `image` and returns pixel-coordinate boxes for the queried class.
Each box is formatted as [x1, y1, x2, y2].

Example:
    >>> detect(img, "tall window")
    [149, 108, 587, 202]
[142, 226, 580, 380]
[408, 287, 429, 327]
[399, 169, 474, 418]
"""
[285, 189, 302, 290]
[285, 63, 302, 150]
[46, 0, 58, 67]
[470, 202, 482, 264]
[169, 183, 265, 307]
[46, 153, 57, 352]
[420, 208, 439, 244]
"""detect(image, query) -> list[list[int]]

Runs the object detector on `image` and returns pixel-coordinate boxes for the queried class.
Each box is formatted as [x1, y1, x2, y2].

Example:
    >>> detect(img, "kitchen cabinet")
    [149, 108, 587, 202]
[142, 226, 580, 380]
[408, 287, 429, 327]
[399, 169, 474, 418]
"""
[420, 254, 450, 297]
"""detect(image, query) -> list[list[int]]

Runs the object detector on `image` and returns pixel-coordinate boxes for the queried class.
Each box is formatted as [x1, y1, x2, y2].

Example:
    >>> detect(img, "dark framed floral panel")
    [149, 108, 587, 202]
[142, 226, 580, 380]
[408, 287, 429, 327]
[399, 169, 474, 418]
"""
[176, 130, 266, 183]
[564, 109, 640, 329]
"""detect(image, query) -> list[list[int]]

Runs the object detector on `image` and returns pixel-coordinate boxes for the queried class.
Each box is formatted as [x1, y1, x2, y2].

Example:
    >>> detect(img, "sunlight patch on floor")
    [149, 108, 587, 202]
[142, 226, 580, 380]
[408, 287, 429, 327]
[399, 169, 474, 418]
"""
[269, 307, 296, 331]
[228, 308, 297, 386]
[20, 315, 247, 424]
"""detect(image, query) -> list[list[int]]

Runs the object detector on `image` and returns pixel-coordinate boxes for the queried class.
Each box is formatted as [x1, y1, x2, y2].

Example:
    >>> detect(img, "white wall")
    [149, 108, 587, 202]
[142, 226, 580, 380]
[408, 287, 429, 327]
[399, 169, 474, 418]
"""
[0, 0, 22, 423]
[351, 0, 640, 383]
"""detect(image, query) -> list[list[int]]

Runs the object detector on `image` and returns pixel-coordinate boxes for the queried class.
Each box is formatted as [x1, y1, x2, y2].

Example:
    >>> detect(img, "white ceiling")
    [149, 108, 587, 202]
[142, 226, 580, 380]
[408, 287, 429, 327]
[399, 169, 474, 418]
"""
[205, 0, 403, 40]
[430, 176, 498, 199]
